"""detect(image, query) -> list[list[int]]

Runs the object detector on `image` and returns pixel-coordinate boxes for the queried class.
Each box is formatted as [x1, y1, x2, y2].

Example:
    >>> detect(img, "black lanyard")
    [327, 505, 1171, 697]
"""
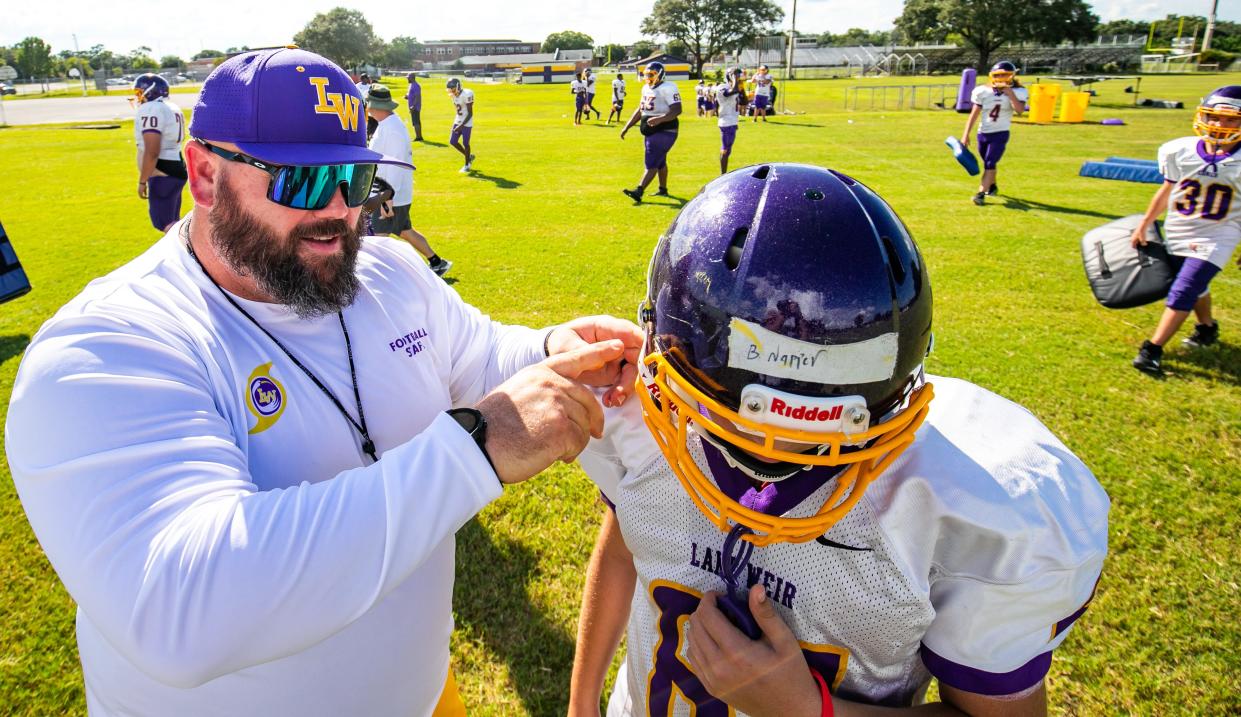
[184, 229, 378, 463]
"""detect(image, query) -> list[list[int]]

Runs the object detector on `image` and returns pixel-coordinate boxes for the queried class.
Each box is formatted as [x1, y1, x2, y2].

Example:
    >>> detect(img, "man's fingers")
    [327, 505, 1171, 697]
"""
[544, 339, 624, 380]
[749, 583, 797, 651]
[603, 361, 639, 407]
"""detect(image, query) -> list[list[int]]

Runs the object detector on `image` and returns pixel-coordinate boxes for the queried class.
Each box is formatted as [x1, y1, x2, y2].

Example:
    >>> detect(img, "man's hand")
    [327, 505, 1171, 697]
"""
[138, 181, 149, 200]
[1131, 226, 1149, 248]
[477, 340, 625, 484]
[686, 586, 821, 717]
[380, 201, 394, 219]
[545, 316, 643, 407]
[961, 135, 971, 149]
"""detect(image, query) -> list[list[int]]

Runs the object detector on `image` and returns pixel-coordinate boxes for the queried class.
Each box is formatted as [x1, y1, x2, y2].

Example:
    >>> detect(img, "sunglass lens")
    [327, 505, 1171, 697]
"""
[269, 164, 377, 210]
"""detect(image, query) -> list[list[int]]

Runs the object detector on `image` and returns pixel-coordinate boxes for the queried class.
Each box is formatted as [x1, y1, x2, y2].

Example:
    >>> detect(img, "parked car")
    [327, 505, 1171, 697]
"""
[0, 83, 16, 96]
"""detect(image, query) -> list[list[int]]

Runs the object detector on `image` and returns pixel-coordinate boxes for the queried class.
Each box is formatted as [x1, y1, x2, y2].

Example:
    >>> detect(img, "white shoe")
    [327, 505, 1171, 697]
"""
[459, 165, 470, 173]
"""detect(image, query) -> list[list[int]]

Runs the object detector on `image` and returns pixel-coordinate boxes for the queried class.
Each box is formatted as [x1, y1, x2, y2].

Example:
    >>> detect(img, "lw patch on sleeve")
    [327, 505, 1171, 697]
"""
[727, 317, 897, 384]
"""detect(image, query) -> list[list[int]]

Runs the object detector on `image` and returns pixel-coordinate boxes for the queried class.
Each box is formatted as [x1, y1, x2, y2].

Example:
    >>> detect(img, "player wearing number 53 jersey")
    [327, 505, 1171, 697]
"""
[132, 74, 187, 231]
[1130, 85, 1241, 375]
[568, 164, 1109, 717]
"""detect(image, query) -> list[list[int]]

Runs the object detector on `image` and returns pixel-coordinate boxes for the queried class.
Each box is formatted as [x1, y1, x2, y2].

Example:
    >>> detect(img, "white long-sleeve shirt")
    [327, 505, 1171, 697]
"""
[6, 221, 546, 716]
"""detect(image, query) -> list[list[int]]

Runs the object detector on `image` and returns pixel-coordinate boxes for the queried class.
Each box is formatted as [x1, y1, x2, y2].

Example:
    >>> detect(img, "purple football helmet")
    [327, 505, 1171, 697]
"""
[637, 163, 934, 545]
[132, 73, 170, 104]
[1196, 85, 1241, 146]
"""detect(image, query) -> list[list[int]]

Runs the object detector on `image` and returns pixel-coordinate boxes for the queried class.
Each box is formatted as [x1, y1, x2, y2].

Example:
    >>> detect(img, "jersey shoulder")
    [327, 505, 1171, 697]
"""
[1158, 136, 1198, 161]
[867, 376, 1109, 579]
[970, 85, 991, 104]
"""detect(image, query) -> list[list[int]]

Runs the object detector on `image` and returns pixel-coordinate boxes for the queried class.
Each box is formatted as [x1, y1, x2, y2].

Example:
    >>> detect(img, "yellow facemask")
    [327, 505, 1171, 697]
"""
[1194, 104, 1241, 146]
[638, 349, 934, 547]
[988, 70, 1015, 88]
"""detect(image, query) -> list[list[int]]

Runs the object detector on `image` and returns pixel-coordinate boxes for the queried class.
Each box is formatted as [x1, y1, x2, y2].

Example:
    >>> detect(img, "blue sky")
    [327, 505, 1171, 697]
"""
[4, 0, 1233, 60]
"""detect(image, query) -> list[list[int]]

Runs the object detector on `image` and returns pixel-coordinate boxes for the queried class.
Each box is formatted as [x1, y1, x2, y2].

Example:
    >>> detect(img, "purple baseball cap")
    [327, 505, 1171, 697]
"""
[189, 47, 411, 169]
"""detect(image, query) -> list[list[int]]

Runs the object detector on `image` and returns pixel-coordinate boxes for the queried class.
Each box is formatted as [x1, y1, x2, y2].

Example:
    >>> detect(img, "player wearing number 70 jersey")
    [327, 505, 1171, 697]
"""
[568, 164, 1109, 717]
[132, 74, 187, 231]
[1129, 85, 1241, 375]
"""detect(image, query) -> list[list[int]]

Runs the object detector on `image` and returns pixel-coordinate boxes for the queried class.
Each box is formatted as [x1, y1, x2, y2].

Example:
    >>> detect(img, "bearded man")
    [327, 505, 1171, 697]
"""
[5, 48, 641, 717]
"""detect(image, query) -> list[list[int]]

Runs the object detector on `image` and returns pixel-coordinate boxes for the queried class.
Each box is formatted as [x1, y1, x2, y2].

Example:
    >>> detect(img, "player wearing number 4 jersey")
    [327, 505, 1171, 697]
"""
[962, 62, 1027, 206]
[569, 164, 1109, 717]
[1130, 85, 1241, 375]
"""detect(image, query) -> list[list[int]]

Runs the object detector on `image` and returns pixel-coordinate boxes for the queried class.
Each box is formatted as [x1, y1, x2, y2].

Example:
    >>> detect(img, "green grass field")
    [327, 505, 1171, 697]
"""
[0, 73, 1238, 715]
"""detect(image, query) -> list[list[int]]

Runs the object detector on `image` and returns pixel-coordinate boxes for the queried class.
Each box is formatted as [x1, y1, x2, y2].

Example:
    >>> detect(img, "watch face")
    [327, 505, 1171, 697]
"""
[451, 408, 480, 433]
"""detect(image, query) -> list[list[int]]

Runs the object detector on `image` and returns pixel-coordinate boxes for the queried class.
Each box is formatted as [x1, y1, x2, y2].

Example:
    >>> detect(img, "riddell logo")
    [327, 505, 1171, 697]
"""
[770, 398, 841, 422]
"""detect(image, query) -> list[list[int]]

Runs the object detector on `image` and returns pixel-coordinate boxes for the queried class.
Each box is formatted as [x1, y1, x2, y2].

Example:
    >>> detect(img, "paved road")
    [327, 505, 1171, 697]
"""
[0, 92, 200, 127]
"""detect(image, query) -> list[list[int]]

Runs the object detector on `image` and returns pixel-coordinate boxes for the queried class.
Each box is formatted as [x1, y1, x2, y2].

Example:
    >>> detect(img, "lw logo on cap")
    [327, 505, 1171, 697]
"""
[309, 77, 361, 132]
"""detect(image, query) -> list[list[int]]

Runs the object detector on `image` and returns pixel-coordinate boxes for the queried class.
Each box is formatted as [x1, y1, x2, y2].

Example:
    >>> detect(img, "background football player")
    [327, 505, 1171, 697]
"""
[751, 65, 773, 121]
[608, 73, 627, 126]
[446, 78, 476, 172]
[583, 68, 602, 121]
[713, 68, 747, 174]
[1129, 85, 1241, 375]
[568, 164, 1108, 717]
[572, 71, 589, 126]
[961, 61, 1028, 205]
[619, 62, 681, 203]
[131, 74, 186, 231]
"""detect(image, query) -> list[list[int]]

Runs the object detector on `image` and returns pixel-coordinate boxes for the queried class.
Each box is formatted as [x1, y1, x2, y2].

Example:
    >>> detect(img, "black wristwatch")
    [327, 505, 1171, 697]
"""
[447, 408, 498, 482]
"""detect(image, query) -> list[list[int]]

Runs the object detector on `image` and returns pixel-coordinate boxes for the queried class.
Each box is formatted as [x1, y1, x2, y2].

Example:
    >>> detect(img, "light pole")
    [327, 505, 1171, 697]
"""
[784, 0, 798, 81]
[1203, 0, 1219, 52]
[72, 34, 88, 96]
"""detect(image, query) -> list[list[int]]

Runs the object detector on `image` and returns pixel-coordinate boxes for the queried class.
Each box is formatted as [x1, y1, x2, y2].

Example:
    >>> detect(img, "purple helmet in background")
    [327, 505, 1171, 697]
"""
[132, 73, 170, 104]
[637, 163, 934, 544]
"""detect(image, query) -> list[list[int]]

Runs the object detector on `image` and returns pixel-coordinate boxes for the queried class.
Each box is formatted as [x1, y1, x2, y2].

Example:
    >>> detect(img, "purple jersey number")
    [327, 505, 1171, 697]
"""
[1175, 179, 1233, 221]
[646, 580, 849, 716]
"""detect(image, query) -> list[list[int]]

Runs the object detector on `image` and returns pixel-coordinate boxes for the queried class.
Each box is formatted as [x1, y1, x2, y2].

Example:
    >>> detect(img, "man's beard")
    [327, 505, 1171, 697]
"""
[209, 176, 364, 319]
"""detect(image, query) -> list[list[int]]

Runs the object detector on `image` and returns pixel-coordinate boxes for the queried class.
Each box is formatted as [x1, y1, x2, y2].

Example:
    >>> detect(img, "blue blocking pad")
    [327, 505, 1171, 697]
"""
[1079, 160, 1164, 184]
[944, 136, 980, 176]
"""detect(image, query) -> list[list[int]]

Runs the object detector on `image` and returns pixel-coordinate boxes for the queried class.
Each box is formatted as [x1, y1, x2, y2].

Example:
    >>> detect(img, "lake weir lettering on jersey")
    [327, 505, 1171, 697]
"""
[689, 541, 798, 608]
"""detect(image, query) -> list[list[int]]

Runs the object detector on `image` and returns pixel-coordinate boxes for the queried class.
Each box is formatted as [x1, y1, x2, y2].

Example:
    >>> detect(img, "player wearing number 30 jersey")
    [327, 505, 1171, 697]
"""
[1130, 85, 1241, 375]
[568, 164, 1109, 717]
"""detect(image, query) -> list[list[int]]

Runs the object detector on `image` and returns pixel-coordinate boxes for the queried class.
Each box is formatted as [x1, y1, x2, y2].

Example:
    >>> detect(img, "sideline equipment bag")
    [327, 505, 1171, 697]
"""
[0, 219, 32, 304]
[1081, 214, 1179, 309]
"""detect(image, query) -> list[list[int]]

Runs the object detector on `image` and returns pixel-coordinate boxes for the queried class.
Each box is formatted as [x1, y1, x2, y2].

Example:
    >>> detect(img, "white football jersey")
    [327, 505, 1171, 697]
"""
[579, 376, 1109, 714]
[571, 79, 586, 96]
[640, 81, 681, 118]
[452, 88, 475, 127]
[612, 79, 627, 102]
[971, 85, 1028, 134]
[752, 72, 772, 97]
[1158, 135, 1241, 268]
[585, 75, 597, 94]
[7, 223, 547, 717]
[714, 85, 743, 127]
[134, 97, 185, 166]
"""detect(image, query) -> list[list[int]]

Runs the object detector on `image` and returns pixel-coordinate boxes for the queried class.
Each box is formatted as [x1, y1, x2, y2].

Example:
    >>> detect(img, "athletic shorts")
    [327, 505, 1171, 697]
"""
[1166, 256, 1220, 311]
[977, 130, 1010, 169]
[370, 203, 412, 236]
[575, 94, 587, 110]
[147, 175, 186, 231]
[720, 125, 737, 152]
[450, 124, 472, 145]
[613, 100, 624, 111]
[586, 93, 596, 105]
[753, 94, 769, 110]
[697, 97, 708, 110]
[644, 131, 678, 170]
